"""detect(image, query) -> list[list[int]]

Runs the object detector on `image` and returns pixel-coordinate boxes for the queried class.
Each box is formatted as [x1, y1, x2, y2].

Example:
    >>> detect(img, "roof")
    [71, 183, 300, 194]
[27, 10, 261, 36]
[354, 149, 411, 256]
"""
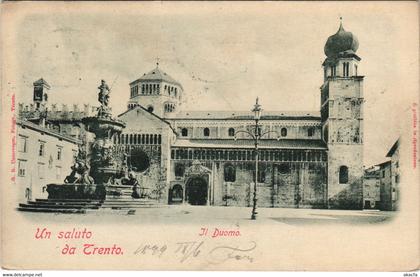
[117, 104, 177, 134]
[33, 78, 51, 89]
[173, 110, 321, 121]
[130, 66, 182, 87]
[376, 160, 391, 168]
[386, 139, 399, 157]
[17, 119, 80, 144]
[172, 138, 327, 150]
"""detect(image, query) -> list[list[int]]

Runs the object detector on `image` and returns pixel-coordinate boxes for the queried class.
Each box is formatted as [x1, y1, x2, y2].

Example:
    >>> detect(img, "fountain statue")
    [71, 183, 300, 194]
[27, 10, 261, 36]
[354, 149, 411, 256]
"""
[46, 80, 127, 200]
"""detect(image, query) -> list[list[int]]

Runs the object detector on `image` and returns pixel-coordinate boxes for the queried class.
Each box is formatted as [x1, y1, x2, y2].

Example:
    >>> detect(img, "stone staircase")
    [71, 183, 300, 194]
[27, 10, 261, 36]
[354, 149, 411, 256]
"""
[18, 197, 160, 214]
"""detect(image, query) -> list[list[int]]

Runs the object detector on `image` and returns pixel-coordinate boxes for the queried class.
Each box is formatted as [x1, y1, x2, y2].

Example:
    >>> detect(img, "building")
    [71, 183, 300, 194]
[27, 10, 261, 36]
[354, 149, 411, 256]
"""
[16, 119, 80, 202]
[363, 166, 381, 209]
[117, 21, 364, 209]
[378, 139, 400, 211]
[18, 21, 366, 209]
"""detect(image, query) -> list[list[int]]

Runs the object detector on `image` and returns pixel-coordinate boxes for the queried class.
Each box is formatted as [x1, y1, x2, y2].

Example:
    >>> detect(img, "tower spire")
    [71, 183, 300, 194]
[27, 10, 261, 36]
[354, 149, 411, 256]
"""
[339, 16, 344, 31]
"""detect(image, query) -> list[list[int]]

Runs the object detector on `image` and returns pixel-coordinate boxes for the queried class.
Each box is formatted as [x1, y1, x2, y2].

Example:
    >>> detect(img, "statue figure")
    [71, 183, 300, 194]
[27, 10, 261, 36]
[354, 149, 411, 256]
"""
[64, 163, 79, 184]
[98, 80, 110, 107]
[128, 171, 141, 199]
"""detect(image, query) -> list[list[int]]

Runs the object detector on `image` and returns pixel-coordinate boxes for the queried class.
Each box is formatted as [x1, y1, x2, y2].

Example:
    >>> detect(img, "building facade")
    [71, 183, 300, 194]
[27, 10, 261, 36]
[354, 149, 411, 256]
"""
[17, 22, 366, 209]
[16, 119, 80, 202]
[116, 22, 365, 209]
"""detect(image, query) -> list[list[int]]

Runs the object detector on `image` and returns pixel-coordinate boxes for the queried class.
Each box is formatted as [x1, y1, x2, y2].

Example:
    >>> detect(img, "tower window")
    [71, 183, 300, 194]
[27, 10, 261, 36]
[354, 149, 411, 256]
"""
[355, 64, 358, 76]
[142, 84, 145, 94]
[330, 65, 336, 77]
[343, 62, 350, 77]
[281, 128, 287, 137]
[339, 166, 349, 184]
[308, 127, 314, 137]
[181, 128, 188, 137]
[228, 128, 235, 137]
[203, 128, 210, 137]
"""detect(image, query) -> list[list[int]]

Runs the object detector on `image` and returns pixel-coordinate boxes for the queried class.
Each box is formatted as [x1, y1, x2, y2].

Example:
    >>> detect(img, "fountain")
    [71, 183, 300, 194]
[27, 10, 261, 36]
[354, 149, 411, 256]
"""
[46, 80, 126, 200]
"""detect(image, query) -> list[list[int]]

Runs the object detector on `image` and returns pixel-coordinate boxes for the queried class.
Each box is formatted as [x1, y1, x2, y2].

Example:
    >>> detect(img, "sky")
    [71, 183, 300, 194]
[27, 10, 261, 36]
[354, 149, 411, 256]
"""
[7, 2, 419, 167]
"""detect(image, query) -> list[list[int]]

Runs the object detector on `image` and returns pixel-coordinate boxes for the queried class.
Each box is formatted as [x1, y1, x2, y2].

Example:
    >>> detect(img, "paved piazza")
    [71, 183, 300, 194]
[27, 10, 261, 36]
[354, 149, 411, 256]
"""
[18, 206, 395, 226]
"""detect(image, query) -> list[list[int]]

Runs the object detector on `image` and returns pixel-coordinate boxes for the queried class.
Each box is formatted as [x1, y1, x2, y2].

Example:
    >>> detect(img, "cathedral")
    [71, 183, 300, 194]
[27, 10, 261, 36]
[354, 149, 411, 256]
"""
[116, 21, 364, 209]
[18, 22, 364, 209]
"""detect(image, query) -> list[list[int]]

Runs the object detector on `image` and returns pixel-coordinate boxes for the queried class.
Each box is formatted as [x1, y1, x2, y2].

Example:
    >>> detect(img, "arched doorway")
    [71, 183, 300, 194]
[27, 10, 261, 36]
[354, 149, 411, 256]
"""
[170, 184, 183, 204]
[185, 177, 208, 205]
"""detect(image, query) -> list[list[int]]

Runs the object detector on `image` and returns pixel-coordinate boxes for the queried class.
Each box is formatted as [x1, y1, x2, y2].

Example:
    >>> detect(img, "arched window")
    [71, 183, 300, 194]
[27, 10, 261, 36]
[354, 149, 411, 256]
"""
[181, 128, 188, 137]
[281, 128, 287, 137]
[228, 128, 235, 137]
[224, 164, 236, 182]
[339, 166, 349, 184]
[203, 128, 210, 137]
[308, 127, 314, 137]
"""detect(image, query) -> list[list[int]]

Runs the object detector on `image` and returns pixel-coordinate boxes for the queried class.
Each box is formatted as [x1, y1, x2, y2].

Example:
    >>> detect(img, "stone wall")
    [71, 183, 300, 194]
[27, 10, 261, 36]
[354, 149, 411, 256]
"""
[327, 145, 364, 209]
[169, 159, 327, 209]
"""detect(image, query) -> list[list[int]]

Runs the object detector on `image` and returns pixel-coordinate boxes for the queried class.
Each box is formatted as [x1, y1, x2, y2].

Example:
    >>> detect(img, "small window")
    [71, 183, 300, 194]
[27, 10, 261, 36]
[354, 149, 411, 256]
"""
[18, 135, 28, 153]
[55, 166, 61, 180]
[175, 164, 185, 177]
[38, 163, 45, 179]
[203, 128, 210, 137]
[308, 127, 314, 137]
[224, 164, 236, 182]
[281, 128, 287, 137]
[339, 166, 349, 184]
[57, 146, 62, 161]
[228, 128, 235, 137]
[38, 141, 45, 157]
[147, 106, 154, 113]
[181, 128, 188, 137]
[18, 160, 27, 177]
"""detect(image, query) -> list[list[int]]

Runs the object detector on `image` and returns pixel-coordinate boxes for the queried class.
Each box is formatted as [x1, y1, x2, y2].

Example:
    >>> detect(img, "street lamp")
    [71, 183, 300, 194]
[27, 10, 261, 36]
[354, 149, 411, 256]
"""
[234, 98, 279, 220]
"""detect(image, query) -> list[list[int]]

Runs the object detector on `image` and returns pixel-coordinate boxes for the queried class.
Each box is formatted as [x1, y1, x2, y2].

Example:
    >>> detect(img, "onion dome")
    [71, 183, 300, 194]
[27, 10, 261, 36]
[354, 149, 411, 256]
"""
[324, 21, 359, 58]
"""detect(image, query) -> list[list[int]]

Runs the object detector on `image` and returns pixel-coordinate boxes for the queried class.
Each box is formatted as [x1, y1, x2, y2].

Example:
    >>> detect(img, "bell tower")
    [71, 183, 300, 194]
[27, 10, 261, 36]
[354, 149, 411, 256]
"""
[127, 63, 183, 118]
[33, 78, 50, 110]
[320, 20, 364, 209]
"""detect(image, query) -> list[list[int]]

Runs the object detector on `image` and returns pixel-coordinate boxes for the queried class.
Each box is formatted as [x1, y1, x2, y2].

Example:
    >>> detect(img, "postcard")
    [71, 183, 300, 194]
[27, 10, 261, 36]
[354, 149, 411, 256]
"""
[1, 1, 419, 271]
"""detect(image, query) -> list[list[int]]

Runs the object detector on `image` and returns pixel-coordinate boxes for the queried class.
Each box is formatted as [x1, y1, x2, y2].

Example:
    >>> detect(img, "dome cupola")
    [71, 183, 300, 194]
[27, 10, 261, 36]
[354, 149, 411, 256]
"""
[324, 20, 359, 58]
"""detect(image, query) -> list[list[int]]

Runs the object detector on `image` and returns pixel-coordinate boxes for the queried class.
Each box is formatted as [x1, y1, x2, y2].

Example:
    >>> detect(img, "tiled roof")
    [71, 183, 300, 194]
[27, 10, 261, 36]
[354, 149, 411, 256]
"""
[130, 67, 181, 87]
[172, 139, 327, 150]
[174, 110, 321, 120]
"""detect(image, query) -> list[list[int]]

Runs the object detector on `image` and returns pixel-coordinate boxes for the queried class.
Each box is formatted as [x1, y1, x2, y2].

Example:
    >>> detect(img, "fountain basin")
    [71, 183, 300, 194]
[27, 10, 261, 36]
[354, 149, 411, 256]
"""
[46, 184, 106, 200]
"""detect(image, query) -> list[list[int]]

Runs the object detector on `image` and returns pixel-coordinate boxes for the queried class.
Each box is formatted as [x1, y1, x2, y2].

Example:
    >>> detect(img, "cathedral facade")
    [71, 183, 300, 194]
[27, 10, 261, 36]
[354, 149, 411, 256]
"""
[116, 22, 364, 209]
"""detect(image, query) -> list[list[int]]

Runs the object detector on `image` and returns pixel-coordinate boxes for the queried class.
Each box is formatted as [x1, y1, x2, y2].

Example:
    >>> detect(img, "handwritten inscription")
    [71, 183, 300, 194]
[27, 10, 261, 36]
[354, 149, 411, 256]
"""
[133, 240, 256, 264]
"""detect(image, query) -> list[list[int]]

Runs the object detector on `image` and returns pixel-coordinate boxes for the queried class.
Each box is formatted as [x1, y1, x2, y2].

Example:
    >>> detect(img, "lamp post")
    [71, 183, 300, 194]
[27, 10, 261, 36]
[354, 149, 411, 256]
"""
[234, 98, 279, 220]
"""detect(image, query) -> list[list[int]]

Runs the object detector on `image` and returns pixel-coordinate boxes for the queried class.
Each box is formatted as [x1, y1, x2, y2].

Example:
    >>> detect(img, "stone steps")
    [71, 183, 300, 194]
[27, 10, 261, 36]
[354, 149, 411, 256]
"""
[17, 206, 87, 214]
[18, 197, 160, 213]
